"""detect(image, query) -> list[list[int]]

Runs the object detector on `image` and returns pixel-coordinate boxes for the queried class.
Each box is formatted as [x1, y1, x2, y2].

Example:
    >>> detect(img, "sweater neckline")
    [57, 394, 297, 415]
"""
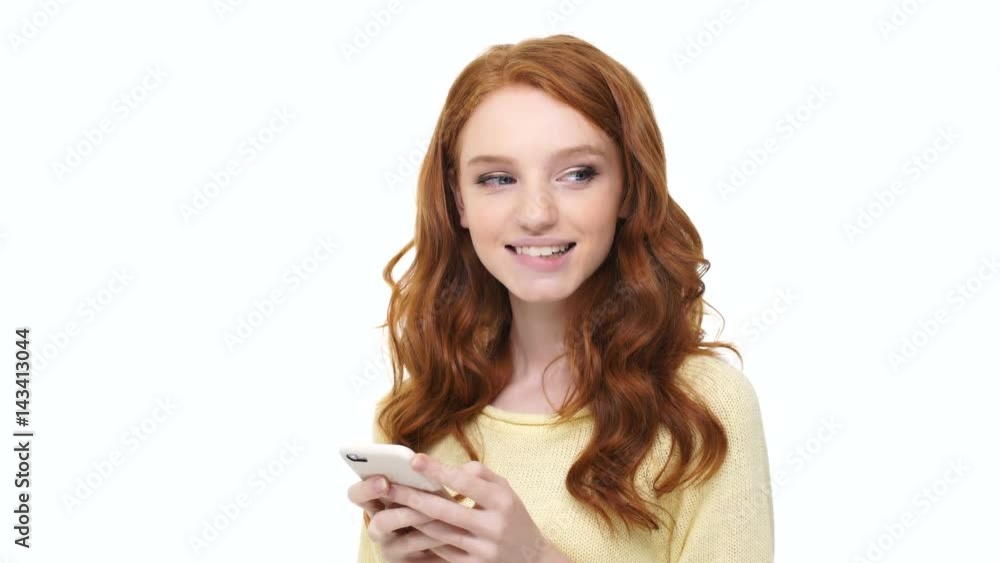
[480, 403, 592, 426]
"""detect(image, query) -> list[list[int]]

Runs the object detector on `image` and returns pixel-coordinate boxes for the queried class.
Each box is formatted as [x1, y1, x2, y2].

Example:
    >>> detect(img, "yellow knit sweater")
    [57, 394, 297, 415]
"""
[355, 354, 774, 562]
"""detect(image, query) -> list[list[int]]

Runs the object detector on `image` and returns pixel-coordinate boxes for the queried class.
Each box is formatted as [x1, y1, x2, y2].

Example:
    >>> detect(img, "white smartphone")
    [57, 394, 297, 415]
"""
[340, 443, 455, 502]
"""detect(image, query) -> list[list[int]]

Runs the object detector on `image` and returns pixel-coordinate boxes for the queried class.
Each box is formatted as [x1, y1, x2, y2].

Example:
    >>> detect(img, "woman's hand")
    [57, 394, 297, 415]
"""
[382, 453, 570, 563]
[347, 474, 450, 562]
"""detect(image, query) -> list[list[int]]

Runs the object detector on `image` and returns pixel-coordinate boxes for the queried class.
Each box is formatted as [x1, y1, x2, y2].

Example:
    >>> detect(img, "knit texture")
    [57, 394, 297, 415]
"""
[355, 354, 774, 562]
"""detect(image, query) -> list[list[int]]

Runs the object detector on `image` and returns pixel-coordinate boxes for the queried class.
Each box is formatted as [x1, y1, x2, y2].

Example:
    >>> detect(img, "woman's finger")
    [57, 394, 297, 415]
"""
[347, 475, 391, 518]
[382, 526, 451, 560]
[367, 504, 439, 545]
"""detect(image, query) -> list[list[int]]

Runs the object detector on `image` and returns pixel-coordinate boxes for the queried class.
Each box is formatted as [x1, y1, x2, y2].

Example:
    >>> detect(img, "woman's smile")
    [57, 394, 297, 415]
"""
[506, 242, 577, 272]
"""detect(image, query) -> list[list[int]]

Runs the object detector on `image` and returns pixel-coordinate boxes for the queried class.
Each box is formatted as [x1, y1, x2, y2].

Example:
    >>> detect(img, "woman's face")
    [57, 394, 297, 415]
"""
[452, 83, 625, 304]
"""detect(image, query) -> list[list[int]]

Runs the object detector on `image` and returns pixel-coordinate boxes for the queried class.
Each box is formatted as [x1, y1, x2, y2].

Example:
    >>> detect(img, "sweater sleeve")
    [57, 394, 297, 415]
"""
[357, 522, 385, 563]
[668, 357, 775, 563]
[356, 397, 392, 563]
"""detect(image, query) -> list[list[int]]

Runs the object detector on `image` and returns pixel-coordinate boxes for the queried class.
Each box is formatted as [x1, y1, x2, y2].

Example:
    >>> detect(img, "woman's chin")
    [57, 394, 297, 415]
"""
[506, 285, 575, 305]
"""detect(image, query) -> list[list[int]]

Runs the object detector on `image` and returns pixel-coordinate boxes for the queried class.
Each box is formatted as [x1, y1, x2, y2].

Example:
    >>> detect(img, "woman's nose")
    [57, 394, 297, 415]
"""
[515, 182, 557, 228]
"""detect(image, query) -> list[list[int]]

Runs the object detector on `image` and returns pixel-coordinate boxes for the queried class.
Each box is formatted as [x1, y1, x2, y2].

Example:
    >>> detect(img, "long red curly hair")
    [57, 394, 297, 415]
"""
[373, 33, 742, 535]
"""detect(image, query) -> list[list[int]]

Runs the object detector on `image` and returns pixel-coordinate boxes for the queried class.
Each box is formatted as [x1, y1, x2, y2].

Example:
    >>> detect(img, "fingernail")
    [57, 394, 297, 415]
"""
[374, 477, 387, 493]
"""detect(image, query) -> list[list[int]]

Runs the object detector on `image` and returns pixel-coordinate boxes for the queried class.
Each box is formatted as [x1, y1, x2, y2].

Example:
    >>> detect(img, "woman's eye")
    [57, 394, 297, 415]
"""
[565, 166, 598, 183]
[474, 166, 598, 187]
[476, 174, 515, 187]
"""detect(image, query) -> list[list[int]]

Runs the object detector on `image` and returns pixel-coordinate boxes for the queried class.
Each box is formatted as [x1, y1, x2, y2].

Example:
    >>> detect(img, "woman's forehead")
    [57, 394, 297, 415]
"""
[458, 89, 614, 168]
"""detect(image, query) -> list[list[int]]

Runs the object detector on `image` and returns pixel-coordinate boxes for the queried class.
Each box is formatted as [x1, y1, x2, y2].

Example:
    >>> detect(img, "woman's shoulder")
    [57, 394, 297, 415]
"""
[675, 352, 764, 429]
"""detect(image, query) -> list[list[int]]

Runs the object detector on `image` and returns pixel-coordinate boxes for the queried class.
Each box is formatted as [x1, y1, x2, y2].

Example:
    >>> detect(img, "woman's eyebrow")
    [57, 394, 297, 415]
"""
[464, 143, 607, 168]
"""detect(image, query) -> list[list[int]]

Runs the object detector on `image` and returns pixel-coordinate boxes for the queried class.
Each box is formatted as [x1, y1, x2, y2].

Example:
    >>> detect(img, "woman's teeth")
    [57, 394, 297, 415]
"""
[510, 243, 574, 257]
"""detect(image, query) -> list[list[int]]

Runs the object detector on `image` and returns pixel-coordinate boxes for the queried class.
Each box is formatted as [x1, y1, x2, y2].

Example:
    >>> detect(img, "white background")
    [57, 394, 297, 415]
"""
[1, 0, 997, 561]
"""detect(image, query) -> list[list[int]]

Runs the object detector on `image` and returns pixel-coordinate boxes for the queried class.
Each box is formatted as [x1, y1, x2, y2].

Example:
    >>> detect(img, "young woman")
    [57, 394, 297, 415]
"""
[348, 34, 774, 563]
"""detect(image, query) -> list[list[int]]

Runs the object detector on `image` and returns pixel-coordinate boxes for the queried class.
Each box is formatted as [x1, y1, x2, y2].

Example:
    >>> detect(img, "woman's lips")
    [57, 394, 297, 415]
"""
[505, 243, 576, 272]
